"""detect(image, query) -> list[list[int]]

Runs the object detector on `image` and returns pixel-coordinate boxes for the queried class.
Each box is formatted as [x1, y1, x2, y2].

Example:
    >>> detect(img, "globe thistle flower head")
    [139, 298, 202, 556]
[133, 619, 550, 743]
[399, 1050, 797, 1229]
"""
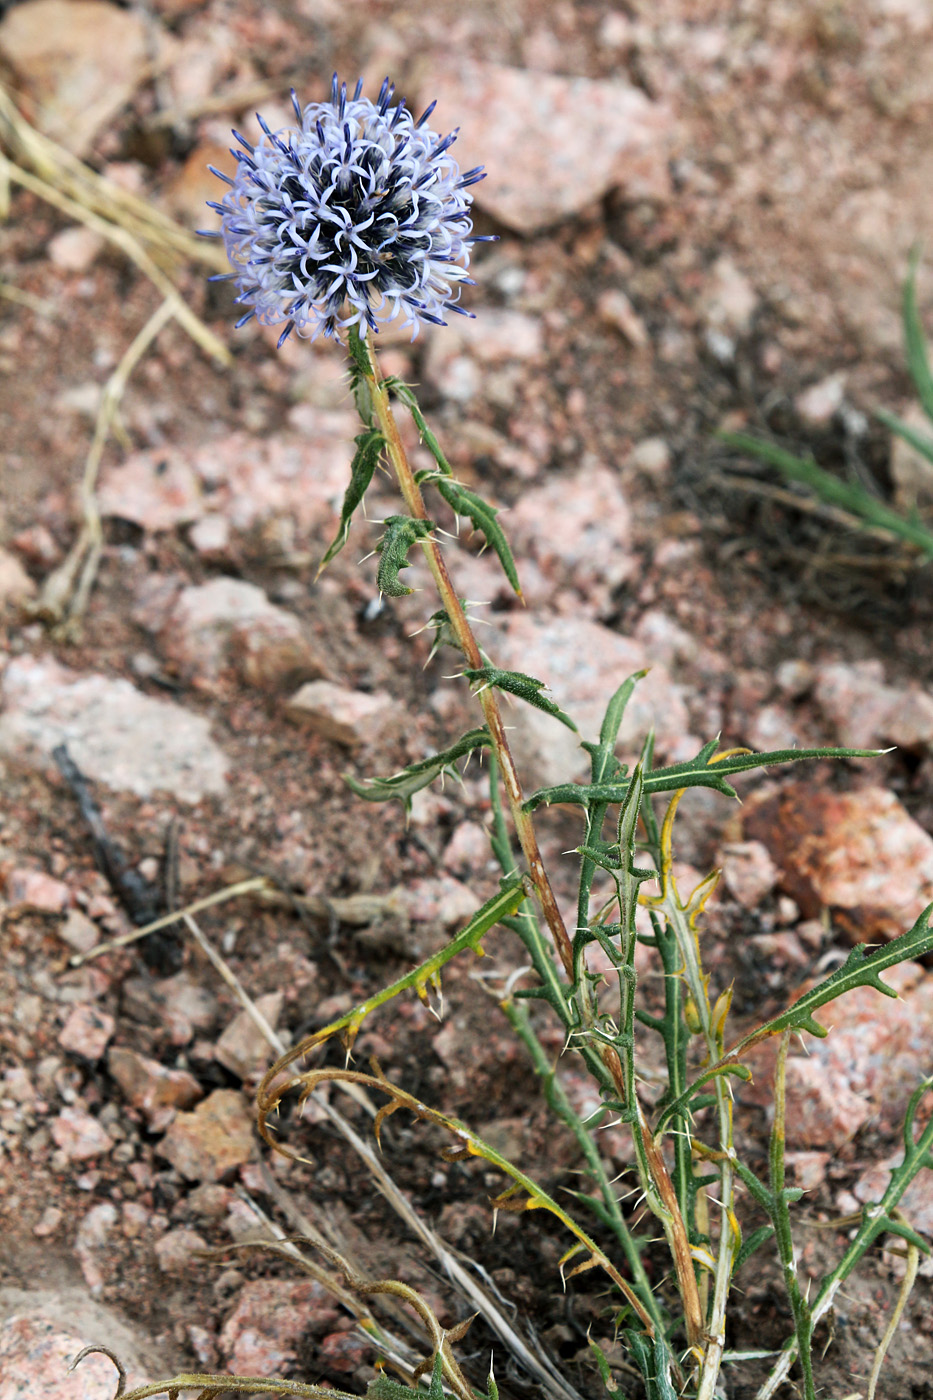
[206, 74, 493, 346]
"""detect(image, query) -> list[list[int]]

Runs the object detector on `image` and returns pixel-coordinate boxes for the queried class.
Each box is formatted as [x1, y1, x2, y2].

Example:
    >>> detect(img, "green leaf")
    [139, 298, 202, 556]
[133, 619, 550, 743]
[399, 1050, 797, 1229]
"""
[730, 901, 933, 1050]
[464, 666, 578, 731]
[876, 408, 933, 466]
[346, 323, 374, 380]
[524, 741, 881, 812]
[588, 1339, 631, 1400]
[367, 1354, 444, 1400]
[346, 727, 491, 808]
[659, 905, 933, 1135]
[733, 1224, 776, 1275]
[426, 475, 522, 596]
[319, 429, 386, 569]
[384, 377, 453, 476]
[346, 325, 375, 424]
[622, 1332, 677, 1400]
[376, 516, 435, 597]
[903, 251, 933, 424]
[719, 431, 933, 559]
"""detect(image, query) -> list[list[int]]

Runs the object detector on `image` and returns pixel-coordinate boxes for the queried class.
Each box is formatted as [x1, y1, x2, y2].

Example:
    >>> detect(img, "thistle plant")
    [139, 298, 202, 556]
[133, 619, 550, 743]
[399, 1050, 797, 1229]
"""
[108, 75, 933, 1400]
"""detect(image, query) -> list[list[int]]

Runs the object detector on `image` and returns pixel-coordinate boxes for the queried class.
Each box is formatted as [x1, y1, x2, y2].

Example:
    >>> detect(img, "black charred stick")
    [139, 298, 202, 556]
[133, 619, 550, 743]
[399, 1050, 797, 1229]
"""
[52, 743, 182, 972]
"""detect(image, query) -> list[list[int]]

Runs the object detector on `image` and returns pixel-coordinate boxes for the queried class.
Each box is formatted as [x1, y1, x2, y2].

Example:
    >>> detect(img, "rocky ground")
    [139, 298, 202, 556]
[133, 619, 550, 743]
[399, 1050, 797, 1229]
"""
[1, 2, 933, 1399]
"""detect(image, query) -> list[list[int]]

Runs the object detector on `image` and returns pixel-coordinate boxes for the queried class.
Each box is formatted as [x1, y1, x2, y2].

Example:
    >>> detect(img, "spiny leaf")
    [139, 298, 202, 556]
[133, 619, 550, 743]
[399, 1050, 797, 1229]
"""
[376, 516, 435, 597]
[622, 1332, 678, 1400]
[429, 475, 522, 596]
[523, 741, 882, 811]
[346, 727, 491, 807]
[319, 429, 386, 570]
[730, 902, 933, 1049]
[588, 1342, 631, 1400]
[346, 323, 374, 380]
[385, 377, 453, 476]
[659, 904, 933, 1134]
[368, 1355, 445, 1400]
[346, 325, 375, 424]
[464, 666, 578, 731]
[732, 1224, 775, 1275]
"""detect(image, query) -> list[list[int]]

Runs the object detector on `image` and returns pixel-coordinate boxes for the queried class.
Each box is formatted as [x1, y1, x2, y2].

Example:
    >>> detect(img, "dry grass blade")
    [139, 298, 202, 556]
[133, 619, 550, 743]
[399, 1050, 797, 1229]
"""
[175, 916, 580, 1397]
[31, 297, 175, 628]
[233, 1182, 481, 1389]
[182, 908, 378, 1116]
[0, 280, 58, 316]
[1, 156, 229, 366]
[866, 1228, 921, 1400]
[0, 83, 226, 270]
[69, 875, 403, 966]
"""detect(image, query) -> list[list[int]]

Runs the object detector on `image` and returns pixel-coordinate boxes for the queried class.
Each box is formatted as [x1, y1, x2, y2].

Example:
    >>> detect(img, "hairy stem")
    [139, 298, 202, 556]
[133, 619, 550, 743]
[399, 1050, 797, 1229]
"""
[363, 331, 573, 978]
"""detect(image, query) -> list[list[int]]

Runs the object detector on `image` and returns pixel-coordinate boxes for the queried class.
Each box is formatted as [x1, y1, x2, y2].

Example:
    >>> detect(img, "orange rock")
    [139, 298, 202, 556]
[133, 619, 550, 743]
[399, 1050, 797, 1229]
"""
[742, 783, 933, 942]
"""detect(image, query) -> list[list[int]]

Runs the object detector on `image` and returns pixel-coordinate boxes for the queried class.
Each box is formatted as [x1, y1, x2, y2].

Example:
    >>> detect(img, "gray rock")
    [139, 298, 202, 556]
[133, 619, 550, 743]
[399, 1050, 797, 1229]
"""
[0, 655, 228, 802]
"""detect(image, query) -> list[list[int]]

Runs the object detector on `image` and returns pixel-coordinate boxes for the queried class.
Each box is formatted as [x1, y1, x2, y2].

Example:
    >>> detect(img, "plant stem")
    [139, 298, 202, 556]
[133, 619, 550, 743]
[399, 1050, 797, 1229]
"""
[501, 995, 665, 1332]
[769, 1031, 815, 1400]
[755, 1086, 933, 1400]
[362, 331, 574, 979]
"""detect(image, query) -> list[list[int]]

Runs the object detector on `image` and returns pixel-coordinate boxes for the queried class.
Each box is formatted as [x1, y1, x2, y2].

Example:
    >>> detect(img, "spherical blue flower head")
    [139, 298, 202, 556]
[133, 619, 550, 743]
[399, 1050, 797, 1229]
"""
[207, 75, 490, 346]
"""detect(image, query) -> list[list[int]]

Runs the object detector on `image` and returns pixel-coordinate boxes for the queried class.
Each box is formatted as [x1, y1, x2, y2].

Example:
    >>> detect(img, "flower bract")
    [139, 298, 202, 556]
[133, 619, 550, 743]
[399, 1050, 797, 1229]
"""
[207, 74, 490, 345]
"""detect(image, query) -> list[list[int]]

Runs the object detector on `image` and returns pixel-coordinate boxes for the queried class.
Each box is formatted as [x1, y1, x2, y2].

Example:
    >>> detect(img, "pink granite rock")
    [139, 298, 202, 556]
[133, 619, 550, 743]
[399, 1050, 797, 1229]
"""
[741, 964, 933, 1150]
[153, 1227, 207, 1273]
[156, 1088, 253, 1181]
[285, 680, 395, 747]
[0, 548, 36, 606]
[73, 1203, 118, 1295]
[97, 451, 204, 532]
[4, 868, 71, 914]
[0, 1313, 120, 1399]
[50, 1107, 112, 1162]
[489, 613, 691, 788]
[58, 1006, 115, 1062]
[719, 841, 779, 909]
[162, 578, 325, 692]
[214, 993, 283, 1081]
[814, 660, 933, 752]
[429, 62, 671, 231]
[108, 1046, 202, 1130]
[0, 0, 151, 157]
[219, 1278, 339, 1375]
[0, 655, 228, 802]
[507, 466, 636, 601]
